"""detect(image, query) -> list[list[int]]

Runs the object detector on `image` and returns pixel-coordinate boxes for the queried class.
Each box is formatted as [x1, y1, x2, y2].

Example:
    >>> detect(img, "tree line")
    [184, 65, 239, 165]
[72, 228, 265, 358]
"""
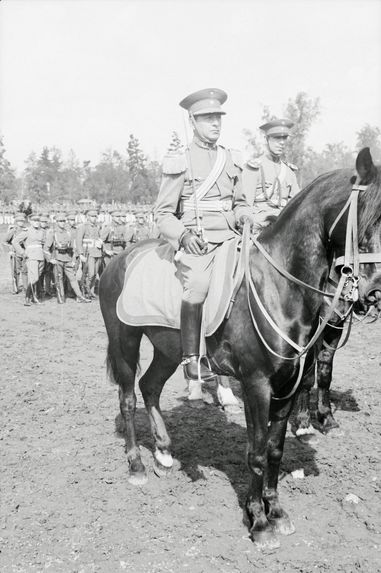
[1, 92, 380, 206]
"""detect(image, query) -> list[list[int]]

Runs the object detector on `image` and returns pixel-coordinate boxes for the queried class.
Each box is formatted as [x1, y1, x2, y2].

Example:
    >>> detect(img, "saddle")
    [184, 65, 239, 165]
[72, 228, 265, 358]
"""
[117, 237, 242, 337]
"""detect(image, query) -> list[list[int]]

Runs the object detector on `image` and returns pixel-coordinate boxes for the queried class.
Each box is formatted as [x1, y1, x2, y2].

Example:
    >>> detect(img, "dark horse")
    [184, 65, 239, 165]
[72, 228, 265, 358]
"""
[99, 148, 381, 549]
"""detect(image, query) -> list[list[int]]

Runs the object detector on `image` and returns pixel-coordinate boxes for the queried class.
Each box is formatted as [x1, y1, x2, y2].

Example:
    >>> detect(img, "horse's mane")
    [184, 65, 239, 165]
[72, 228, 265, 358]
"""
[259, 164, 381, 242]
[356, 166, 381, 240]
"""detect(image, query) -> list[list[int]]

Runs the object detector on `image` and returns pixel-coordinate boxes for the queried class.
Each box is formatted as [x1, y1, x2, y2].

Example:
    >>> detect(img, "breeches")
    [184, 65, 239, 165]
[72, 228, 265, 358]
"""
[56, 261, 77, 284]
[26, 260, 44, 284]
[175, 243, 220, 304]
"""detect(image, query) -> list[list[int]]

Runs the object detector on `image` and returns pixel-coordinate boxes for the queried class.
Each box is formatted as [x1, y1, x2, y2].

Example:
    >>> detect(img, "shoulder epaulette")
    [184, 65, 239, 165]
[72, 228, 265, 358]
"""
[246, 157, 262, 170]
[284, 161, 298, 172]
[229, 148, 243, 169]
[161, 152, 187, 175]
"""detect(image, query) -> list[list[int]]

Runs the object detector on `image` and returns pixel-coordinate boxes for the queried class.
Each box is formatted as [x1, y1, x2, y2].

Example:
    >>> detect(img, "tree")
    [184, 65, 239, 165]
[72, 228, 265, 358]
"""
[283, 92, 320, 183]
[167, 131, 183, 154]
[302, 142, 354, 185]
[356, 124, 381, 163]
[127, 134, 146, 181]
[87, 149, 130, 204]
[0, 136, 18, 204]
[126, 134, 159, 203]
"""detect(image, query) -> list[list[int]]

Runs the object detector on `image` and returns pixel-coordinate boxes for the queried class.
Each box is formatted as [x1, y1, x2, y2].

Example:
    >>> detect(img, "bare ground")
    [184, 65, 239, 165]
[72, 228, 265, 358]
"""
[1, 240, 381, 573]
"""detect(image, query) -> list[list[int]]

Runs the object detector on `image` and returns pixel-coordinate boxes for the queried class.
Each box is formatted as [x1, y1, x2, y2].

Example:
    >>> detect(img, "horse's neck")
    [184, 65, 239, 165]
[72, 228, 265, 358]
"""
[262, 205, 329, 291]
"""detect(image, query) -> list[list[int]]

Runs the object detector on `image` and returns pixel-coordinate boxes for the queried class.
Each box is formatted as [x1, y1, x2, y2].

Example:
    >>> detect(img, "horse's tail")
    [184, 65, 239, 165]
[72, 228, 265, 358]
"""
[105, 342, 141, 385]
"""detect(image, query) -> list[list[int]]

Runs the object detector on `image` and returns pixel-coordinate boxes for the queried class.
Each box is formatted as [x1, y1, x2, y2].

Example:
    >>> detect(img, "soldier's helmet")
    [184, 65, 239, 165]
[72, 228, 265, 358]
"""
[260, 118, 294, 137]
[67, 212, 77, 221]
[179, 88, 227, 116]
[87, 209, 98, 217]
[14, 213, 26, 223]
[56, 213, 67, 222]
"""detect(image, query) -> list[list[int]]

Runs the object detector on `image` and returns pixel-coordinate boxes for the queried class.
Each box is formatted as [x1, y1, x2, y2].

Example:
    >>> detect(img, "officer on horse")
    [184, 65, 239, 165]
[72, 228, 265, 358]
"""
[154, 88, 255, 384]
[243, 118, 300, 233]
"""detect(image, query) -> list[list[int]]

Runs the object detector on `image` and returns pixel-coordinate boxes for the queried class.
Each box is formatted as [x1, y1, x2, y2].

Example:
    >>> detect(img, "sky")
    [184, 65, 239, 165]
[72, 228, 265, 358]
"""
[1, 0, 380, 171]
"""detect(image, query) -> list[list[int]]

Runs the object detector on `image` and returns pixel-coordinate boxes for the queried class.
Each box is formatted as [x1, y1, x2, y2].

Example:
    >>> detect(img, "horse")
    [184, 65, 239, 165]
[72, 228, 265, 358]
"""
[99, 148, 381, 549]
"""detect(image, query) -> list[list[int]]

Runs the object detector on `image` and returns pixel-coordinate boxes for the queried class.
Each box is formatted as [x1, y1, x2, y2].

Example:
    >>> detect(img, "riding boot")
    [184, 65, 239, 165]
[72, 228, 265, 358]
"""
[71, 279, 91, 303]
[180, 301, 216, 382]
[24, 285, 32, 306]
[56, 272, 65, 304]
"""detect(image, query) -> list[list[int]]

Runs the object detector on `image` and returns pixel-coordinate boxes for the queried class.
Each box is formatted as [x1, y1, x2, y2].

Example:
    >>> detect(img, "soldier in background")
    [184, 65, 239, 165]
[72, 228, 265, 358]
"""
[101, 210, 127, 266]
[67, 211, 81, 283]
[5, 213, 28, 294]
[243, 118, 300, 234]
[44, 213, 90, 304]
[38, 213, 54, 297]
[76, 209, 103, 298]
[126, 211, 151, 245]
[13, 214, 45, 306]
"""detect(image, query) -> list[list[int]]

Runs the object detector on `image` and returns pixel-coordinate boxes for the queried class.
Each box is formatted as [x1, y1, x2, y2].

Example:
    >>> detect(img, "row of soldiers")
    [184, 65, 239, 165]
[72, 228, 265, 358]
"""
[5, 209, 152, 306]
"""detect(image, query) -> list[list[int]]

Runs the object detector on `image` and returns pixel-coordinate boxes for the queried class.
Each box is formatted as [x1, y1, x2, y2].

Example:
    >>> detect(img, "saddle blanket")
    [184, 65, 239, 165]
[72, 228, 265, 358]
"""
[116, 238, 240, 337]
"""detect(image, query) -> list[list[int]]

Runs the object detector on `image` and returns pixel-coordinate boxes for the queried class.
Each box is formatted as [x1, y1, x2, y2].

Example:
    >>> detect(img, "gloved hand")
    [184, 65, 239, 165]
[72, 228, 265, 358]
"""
[50, 258, 57, 265]
[181, 230, 208, 256]
[238, 213, 256, 232]
[80, 254, 87, 263]
[95, 239, 103, 249]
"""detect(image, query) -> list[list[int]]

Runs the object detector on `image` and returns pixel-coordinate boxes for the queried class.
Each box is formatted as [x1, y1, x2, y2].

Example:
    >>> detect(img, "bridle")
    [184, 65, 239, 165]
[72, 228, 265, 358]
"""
[240, 178, 381, 400]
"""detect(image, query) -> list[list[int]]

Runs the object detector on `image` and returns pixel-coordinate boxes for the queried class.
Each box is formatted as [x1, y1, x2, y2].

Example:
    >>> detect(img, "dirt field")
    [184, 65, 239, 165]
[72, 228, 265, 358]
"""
[1, 236, 381, 573]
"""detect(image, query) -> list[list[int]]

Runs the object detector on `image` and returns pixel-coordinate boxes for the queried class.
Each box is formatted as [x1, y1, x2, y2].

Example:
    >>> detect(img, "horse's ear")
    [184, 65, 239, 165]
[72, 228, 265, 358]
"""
[356, 147, 376, 184]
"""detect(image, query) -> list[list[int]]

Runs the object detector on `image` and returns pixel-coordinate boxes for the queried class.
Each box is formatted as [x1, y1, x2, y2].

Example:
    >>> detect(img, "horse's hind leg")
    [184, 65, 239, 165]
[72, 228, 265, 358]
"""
[108, 324, 146, 485]
[316, 343, 340, 431]
[264, 397, 296, 536]
[291, 366, 316, 437]
[139, 348, 178, 476]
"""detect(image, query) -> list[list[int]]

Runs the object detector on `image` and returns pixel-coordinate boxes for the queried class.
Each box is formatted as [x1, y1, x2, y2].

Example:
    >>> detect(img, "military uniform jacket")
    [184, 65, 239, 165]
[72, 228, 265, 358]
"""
[76, 222, 103, 258]
[100, 223, 127, 252]
[6, 226, 27, 251]
[13, 228, 45, 261]
[243, 154, 300, 209]
[154, 138, 252, 250]
[44, 228, 75, 263]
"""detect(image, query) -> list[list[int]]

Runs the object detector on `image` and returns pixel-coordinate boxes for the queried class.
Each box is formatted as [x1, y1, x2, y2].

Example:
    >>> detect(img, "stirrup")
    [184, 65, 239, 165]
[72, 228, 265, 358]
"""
[181, 355, 216, 383]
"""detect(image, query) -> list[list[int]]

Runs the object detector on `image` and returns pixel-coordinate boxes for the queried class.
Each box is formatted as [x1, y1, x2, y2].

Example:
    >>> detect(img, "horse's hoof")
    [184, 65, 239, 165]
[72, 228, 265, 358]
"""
[321, 415, 340, 433]
[295, 425, 315, 437]
[128, 471, 148, 486]
[251, 528, 280, 550]
[268, 516, 295, 536]
[153, 459, 173, 478]
[153, 449, 173, 477]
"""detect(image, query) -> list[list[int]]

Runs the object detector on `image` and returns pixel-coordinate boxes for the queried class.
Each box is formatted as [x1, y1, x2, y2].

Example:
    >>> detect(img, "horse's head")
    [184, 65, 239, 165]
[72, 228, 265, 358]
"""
[329, 148, 381, 311]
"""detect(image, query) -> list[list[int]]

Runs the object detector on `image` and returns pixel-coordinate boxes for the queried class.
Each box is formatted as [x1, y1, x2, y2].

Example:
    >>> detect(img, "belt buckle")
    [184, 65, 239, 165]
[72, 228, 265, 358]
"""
[222, 200, 230, 212]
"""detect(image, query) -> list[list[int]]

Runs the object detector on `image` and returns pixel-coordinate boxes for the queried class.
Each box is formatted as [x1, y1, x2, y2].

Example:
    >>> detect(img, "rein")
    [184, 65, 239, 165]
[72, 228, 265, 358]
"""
[241, 179, 377, 400]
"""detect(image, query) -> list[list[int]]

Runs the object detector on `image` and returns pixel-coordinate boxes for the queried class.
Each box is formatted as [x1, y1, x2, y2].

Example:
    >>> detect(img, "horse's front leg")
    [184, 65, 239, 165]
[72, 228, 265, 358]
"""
[242, 378, 279, 549]
[139, 348, 178, 476]
[264, 397, 295, 536]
